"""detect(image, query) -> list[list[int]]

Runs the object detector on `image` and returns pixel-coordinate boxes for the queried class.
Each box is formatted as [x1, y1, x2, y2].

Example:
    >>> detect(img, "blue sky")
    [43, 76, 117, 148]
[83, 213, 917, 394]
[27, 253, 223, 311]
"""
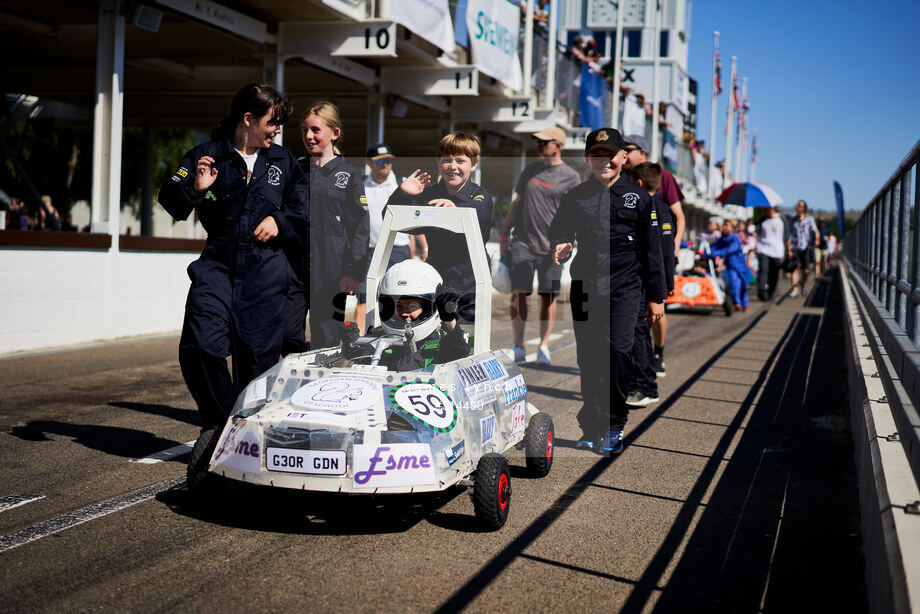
[685, 0, 920, 212]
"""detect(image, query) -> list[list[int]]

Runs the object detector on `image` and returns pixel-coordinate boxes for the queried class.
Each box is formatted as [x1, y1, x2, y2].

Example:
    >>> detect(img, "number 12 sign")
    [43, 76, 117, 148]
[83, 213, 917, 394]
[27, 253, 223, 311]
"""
[389, 383, 457, 433]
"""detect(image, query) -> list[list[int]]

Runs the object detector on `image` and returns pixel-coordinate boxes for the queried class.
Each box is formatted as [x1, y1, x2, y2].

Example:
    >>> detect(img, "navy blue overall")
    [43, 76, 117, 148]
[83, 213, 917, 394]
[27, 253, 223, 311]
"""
[549, 174, 667, 436]
[159, 138, 308, 428]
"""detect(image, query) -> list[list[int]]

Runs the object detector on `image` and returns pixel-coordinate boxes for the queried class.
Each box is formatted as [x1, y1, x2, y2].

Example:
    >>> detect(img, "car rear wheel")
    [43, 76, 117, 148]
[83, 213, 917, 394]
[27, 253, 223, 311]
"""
[473, 453, 511, 531]
[524, 413, 554, 477]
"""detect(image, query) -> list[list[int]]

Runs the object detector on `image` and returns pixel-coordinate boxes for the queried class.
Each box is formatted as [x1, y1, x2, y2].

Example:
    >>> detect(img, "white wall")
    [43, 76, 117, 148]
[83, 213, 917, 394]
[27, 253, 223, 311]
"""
[0, 248, 198, 354]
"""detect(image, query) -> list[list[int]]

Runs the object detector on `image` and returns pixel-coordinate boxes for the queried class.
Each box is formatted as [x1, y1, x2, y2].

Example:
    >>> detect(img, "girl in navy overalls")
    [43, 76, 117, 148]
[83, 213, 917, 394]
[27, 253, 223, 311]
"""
[159, 83, 307, 481]
[284, 101, 369, 352]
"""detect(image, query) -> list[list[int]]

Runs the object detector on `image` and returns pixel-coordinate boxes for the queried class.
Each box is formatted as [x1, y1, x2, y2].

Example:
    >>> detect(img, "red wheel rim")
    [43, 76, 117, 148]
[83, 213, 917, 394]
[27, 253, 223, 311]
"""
[498, 473, 509, 511]
[546, 431, 553, 460]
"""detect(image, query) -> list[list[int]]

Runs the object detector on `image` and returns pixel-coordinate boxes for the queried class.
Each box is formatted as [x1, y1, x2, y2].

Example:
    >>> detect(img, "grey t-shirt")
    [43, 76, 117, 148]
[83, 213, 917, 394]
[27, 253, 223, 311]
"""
[513, 161, 582, 256]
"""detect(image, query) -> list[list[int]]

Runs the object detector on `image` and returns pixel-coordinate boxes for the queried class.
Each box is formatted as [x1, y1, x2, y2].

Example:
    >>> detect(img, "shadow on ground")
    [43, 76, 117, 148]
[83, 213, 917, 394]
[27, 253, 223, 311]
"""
[157, 480, 488, 535]
[9, 420, 184, 458]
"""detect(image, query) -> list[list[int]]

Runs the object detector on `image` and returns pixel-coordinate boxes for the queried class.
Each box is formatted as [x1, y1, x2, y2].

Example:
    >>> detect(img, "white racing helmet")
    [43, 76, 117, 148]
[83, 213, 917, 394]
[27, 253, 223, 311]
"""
[378, 259, 443, 339]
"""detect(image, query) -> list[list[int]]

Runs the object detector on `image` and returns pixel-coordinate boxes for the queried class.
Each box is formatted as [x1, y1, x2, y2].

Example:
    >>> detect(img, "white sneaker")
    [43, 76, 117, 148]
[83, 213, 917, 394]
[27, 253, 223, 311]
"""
[506, 345, 526, 362]
[790, 288, 800, 298]
[536, 345, 551, 364]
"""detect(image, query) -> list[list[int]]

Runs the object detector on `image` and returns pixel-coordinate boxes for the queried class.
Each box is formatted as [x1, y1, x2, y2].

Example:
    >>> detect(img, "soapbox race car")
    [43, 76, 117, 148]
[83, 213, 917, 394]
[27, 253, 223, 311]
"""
[197, 206, 555, 530]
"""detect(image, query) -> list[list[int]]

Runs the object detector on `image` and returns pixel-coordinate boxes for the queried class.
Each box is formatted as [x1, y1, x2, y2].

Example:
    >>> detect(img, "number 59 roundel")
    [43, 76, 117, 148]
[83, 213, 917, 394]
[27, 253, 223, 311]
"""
[389, 383, 457, 433]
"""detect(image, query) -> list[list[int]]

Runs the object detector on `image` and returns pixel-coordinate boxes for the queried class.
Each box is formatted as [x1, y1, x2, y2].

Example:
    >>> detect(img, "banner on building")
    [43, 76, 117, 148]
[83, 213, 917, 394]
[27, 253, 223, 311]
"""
[465, 0, 523, 91]
[578, 64, 606, 130]
[389, 0, 455, 54]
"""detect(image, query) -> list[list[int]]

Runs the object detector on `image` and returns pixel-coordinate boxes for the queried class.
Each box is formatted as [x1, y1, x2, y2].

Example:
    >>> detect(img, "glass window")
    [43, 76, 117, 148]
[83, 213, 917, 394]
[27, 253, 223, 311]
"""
[659, 30, 669, 58]
[625, 30, 641, 57]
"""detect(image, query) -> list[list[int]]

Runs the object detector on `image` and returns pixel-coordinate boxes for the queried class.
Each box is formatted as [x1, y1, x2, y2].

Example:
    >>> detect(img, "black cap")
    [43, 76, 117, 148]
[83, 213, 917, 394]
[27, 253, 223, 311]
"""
[366, 143, 394, 160]
[584, 128, 626, 154]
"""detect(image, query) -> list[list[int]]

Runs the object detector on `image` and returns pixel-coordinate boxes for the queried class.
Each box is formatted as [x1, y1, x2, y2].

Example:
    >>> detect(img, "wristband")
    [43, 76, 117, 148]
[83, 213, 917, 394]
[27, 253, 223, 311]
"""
[187, 184, 203, 198]
[422, 248, 429, 252]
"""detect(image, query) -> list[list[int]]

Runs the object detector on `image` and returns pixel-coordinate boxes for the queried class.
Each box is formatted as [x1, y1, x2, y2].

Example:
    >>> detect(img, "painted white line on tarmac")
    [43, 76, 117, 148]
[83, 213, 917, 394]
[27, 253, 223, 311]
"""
[131, 441, 196, 464]
[525, 340, 576, 363]
[525, 332, 564, 345]
[0, 495, 45, 514]
[0, 476, 185, 554]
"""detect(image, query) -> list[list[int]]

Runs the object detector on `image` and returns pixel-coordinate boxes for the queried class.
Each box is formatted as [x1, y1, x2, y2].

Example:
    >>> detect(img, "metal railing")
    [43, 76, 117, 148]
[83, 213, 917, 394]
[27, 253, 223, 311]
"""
[846, 140, 920, 340]
[844, 139, 920, 486]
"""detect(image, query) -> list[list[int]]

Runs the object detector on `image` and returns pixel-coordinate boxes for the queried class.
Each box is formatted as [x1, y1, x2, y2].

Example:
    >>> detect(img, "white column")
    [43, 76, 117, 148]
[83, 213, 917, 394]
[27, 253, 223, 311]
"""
[724, 56, 737, 181]
[707, 31, 719, 200]
[610, 1, 625, 128]
[377, 94, 385, 142]
[90, 0, 125, 249]
[522, 0, 534, 97]
[650, 4, 662, 161]
[263, 50, 285, 145]
[543, 0, 558, 108]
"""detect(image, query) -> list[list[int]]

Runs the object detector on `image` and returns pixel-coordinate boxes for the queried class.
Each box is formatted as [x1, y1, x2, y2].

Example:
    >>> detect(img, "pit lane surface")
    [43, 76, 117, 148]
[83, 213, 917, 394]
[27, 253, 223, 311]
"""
[0, 271, 865, 612]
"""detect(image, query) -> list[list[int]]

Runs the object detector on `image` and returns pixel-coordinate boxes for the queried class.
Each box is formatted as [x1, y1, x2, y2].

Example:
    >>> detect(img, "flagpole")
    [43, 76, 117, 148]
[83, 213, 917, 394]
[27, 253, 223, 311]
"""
[734, 76, 747, 178]
[544, 0, 558, 108]
[724, 56, 737, 181]
[610, 0, 625, 128]
[522, 0, 534, 97]
[650, 2, 662, 161]
[707, 30, 719, 199]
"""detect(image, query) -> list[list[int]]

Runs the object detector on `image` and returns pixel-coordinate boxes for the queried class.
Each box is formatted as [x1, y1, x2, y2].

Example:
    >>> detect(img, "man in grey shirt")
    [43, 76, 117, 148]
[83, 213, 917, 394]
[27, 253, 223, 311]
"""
[500, 126, 581, 364]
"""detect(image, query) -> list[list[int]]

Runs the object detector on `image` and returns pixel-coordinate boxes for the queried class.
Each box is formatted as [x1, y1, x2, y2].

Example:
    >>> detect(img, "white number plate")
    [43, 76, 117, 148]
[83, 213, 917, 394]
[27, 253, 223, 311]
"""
[266, 448, 346, 475]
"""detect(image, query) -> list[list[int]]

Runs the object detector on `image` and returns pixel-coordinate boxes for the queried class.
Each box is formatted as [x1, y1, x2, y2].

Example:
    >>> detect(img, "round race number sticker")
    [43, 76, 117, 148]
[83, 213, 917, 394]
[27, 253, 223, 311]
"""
[681, 281, 702, 299]
[389, 383, 457, 433]
[291, 378, 381, 412]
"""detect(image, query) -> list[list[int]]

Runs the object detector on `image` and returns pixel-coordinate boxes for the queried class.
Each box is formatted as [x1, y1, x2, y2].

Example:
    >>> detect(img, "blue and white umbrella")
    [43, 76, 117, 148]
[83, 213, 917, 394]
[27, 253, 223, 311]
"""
[716, 182, 784, 208]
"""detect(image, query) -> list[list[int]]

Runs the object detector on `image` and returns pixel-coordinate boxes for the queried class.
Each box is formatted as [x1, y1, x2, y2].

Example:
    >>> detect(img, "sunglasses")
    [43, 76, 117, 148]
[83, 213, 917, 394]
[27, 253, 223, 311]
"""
[372, 158, 394, 166]
[536, 139, 554, 147]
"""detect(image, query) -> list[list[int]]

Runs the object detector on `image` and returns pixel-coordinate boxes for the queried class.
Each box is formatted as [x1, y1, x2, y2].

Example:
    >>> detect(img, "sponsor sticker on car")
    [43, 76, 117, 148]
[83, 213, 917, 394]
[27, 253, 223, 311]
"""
[481, 414, 496, 445]
[501, 375, 527, 405]
[510, 402, 526, 435]
[291, 377, 381, 412]
[267, 448, 346, 475]
[389, 383, 457, 432]
[212, 425, 261, 474]
[352, 443, 436, 488]
[444, 440, 465, 466]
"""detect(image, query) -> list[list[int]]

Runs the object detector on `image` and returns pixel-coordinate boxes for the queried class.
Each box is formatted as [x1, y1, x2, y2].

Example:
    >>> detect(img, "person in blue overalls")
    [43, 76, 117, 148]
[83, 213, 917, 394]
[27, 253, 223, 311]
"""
[158, 83, 308, 485]
[548, 128, 667, 454]
[710, 219, 751, 311]
[285, 101, 369, 352]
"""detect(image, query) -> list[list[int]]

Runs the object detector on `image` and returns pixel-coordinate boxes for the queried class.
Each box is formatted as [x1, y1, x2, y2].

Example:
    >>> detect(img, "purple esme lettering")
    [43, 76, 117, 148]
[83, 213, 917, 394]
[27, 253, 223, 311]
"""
[354, 446, 390, 484]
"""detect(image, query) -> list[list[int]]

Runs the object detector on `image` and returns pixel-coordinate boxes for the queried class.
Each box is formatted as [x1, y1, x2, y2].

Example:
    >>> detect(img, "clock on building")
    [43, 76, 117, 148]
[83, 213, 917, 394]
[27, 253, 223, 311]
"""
[586, 0, 647, 29]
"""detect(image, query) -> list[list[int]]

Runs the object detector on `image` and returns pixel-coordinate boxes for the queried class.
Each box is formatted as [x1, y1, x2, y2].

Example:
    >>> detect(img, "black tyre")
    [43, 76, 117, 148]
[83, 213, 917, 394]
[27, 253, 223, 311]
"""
[722, 298, 733, 317]
[524, 413, 554, 477]
[473, 453, 511, 531]
[187, 426, 221, 493]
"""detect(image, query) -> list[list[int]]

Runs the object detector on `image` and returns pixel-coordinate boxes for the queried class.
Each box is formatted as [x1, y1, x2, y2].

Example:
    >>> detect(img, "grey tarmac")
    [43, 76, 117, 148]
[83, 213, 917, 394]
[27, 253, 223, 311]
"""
[0, 271, 866, 612]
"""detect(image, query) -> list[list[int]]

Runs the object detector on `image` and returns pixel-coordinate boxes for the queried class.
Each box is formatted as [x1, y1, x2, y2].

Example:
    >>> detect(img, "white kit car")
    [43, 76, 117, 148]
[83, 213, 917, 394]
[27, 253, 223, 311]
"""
[197, 206, 555, 530]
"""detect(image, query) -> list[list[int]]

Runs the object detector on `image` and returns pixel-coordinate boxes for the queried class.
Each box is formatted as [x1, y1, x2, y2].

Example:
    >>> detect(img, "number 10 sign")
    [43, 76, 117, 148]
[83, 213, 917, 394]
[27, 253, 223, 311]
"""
[389, 383, 458, 433]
